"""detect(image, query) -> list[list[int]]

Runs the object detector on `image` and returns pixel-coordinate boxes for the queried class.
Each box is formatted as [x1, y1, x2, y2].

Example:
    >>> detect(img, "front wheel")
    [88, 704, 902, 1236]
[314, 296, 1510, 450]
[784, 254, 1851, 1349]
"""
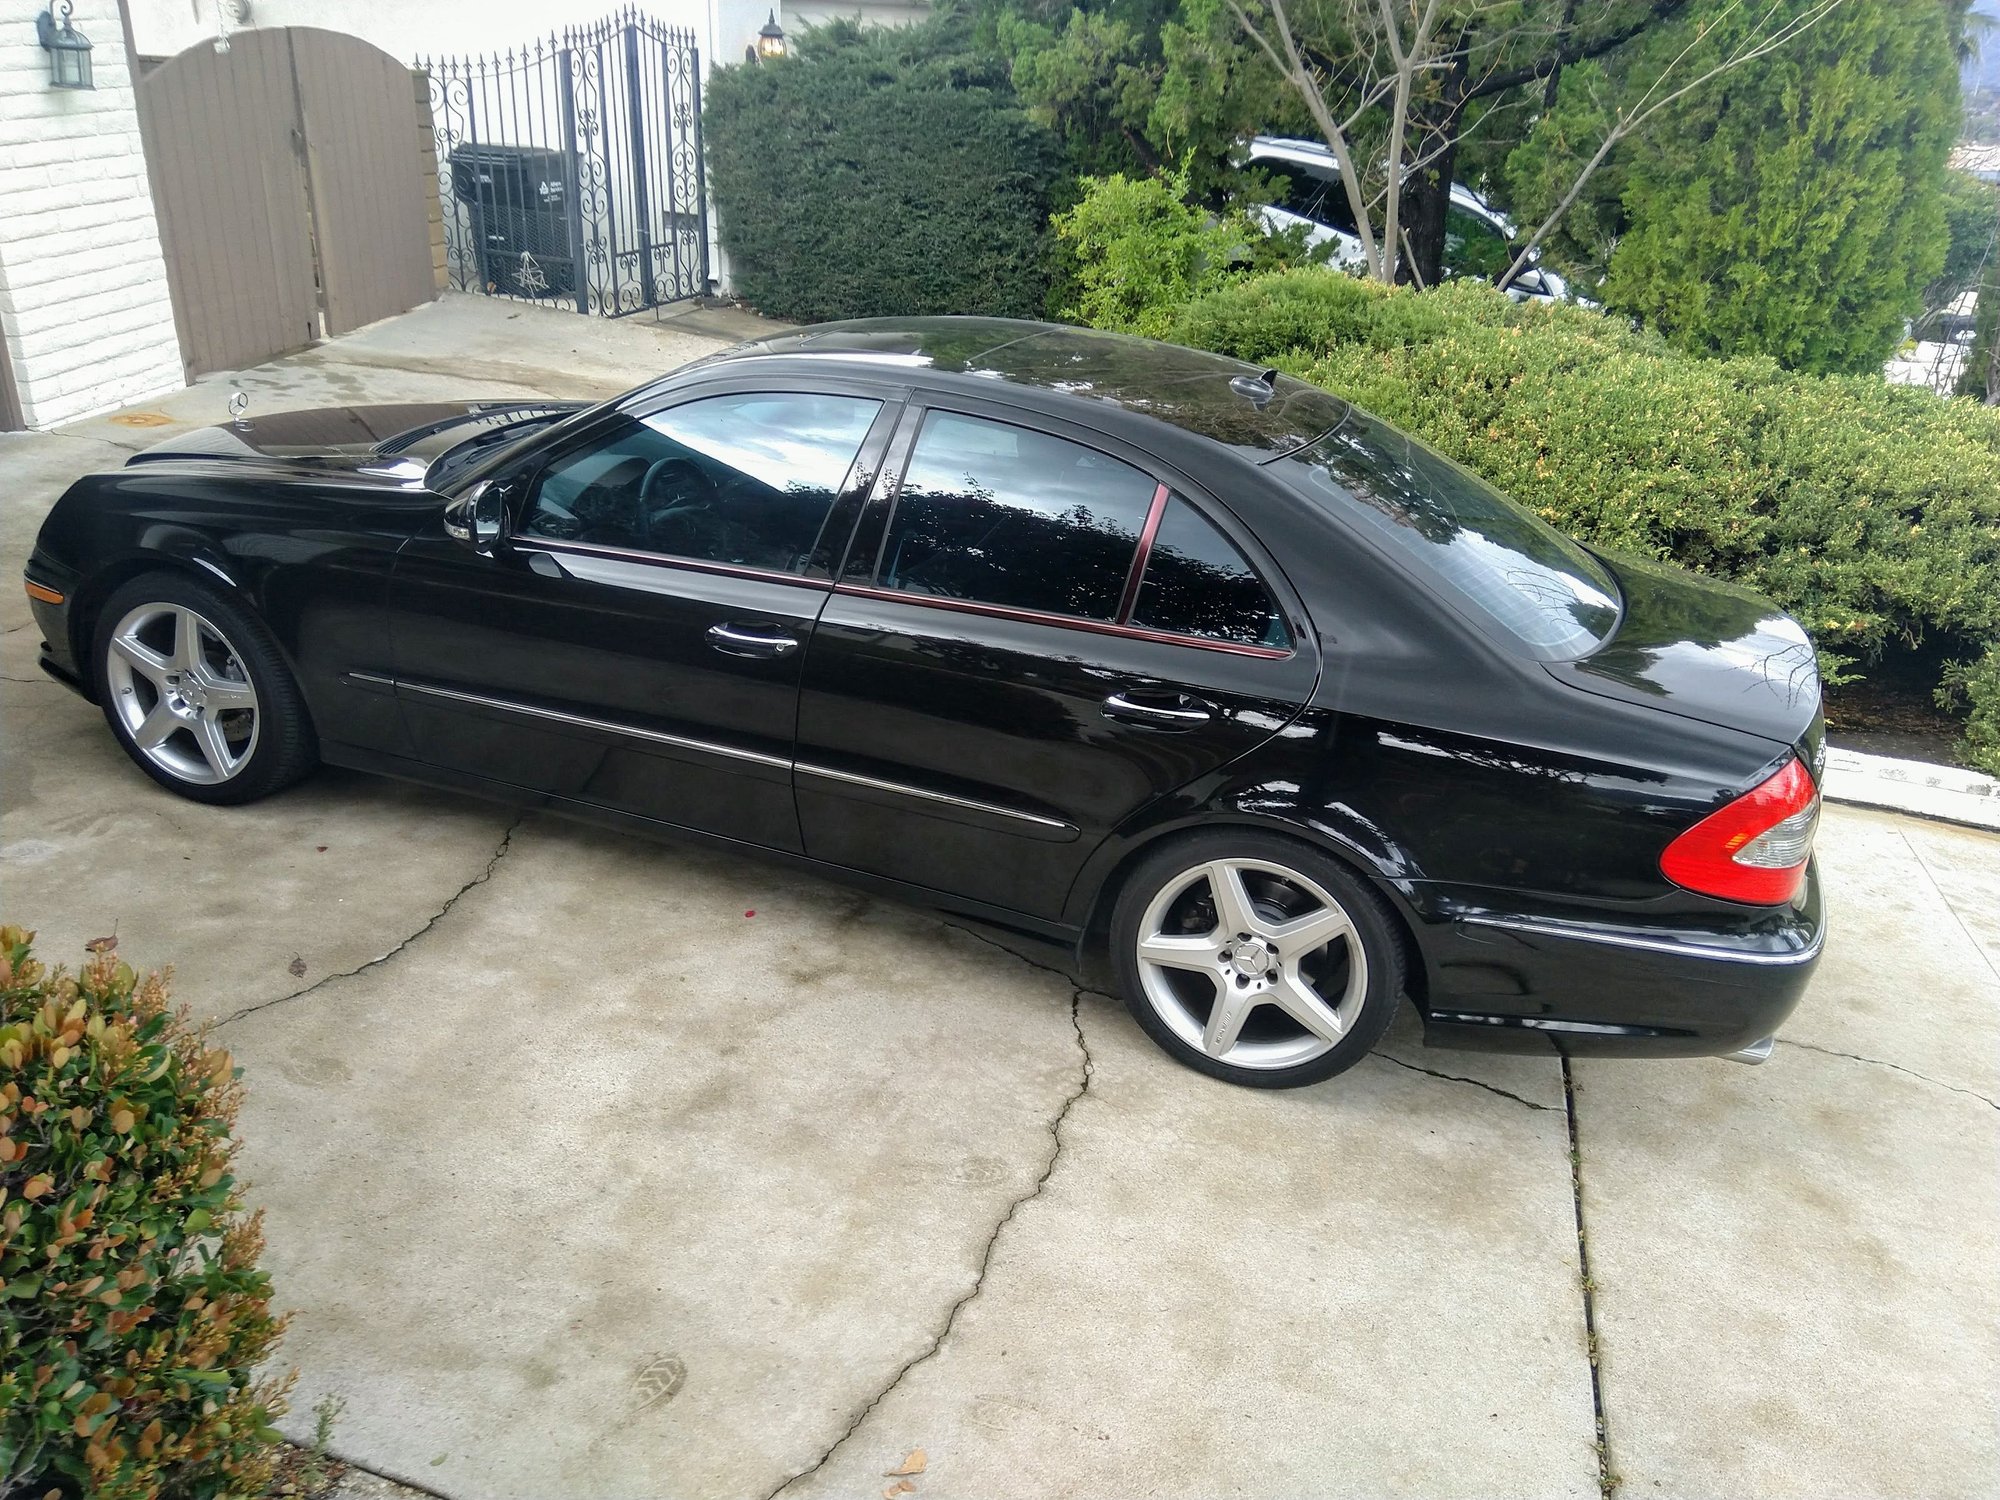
[1110, 831, 1404, 1089]
[91, 572, 317, 805]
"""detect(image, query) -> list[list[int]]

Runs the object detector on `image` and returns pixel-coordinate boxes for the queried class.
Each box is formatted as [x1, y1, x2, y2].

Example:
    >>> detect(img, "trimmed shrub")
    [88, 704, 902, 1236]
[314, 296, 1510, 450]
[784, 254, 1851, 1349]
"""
[1939, 648, 2000, 776]
[1049, 171, 1247, 339]
[705, 22, 1059, 323]
[0, 929, 290, 1499]
[1049, 171, 1327, 338]
[1142, 268, 2000, 774]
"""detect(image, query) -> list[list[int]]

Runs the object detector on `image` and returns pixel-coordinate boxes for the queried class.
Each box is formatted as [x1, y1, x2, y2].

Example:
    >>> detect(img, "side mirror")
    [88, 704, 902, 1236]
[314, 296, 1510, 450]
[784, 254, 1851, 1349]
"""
[443, 480, 507, 552]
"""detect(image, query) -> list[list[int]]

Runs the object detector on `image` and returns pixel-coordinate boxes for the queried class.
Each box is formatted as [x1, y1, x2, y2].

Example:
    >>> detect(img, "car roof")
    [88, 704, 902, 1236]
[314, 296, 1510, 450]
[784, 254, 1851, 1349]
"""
[692, 317, 1351, 460]
[1244, 136, 1515, 234]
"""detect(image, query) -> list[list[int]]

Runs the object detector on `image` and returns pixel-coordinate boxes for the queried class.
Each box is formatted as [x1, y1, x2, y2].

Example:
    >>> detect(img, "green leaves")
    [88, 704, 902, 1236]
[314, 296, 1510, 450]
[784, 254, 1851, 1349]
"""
[1599, 0, 1958, 376]
[0, 928, 290, 1499]
[705, 20, 1060, 324]
[1074, 264, 2000, 773]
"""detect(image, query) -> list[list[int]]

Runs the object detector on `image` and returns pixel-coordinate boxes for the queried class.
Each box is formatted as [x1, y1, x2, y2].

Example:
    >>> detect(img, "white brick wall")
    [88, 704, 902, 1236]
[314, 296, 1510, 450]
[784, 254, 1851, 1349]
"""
[0, 0, 183, 428]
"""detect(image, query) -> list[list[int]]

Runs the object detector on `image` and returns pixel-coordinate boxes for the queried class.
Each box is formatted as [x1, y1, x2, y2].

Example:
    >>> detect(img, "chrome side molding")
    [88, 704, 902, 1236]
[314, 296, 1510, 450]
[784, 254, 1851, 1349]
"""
[1460, 913, 1824, 968]
[359, 674, 1075, 836]
[794, 761, 1076, 834]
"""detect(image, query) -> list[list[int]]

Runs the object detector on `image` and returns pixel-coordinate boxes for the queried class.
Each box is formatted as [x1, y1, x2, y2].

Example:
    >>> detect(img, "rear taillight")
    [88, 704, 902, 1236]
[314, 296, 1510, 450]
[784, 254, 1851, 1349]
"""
[1660, 756, 1819, 905]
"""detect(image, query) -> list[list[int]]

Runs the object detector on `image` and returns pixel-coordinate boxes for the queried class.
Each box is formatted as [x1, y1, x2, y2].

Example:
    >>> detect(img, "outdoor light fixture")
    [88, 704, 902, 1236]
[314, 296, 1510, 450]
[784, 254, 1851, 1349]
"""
[35, 0, 92, 89]
[755, 9, 785, 60]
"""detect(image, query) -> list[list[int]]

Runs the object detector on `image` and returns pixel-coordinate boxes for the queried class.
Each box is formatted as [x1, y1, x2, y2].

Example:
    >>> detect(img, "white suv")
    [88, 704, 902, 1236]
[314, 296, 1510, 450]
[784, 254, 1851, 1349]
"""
[1244, 136, 1574, 304]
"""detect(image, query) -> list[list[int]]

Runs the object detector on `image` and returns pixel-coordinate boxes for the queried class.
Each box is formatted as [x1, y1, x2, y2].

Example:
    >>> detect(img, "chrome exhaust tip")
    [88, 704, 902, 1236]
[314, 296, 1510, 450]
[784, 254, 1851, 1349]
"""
[1725, 1036, 1776, 1066]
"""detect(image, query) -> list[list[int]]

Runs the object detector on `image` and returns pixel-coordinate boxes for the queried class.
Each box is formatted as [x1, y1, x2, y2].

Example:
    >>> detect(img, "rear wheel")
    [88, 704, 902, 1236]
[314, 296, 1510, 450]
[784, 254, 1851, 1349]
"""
[91, 573, 317, 805]
[1110, 831, 1403, 1088]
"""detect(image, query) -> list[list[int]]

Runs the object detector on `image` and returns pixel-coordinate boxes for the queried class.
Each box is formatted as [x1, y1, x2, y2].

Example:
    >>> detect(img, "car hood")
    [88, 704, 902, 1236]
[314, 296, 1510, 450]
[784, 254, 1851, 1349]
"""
[1544, 550, 1824, 763]
[125, 401, 583, 480]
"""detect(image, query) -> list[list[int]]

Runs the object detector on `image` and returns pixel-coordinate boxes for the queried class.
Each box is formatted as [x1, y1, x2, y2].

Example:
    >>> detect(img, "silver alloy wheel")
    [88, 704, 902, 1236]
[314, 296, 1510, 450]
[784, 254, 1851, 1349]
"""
[104, 602, 260, 785]
[1134, 857, 1368, 1070]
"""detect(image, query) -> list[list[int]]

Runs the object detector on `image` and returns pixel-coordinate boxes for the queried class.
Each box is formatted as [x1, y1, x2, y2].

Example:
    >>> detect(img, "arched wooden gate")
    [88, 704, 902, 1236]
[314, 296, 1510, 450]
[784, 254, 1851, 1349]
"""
[136, 28, 438, 379]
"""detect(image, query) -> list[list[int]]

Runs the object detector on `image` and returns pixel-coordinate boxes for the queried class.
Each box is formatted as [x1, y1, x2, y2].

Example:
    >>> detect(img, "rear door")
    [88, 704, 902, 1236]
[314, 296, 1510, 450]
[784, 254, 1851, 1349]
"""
[793, 400, 1321, 920]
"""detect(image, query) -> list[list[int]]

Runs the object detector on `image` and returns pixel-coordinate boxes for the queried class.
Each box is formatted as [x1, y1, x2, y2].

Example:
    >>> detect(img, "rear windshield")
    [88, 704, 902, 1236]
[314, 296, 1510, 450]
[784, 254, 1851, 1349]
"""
[1274, 411, 1619, 659]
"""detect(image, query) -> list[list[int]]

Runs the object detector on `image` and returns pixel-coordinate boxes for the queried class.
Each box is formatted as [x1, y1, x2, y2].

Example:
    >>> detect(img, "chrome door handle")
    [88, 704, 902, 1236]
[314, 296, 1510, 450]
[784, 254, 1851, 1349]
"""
[1103, 692, 1212, 728]
[706, 623, 799, 659]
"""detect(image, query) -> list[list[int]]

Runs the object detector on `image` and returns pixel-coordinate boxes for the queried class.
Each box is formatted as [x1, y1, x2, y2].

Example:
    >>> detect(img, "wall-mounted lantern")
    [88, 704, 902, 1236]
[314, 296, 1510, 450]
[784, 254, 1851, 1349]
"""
[754, 9, 785, 59]
[35, 0, 93, 89]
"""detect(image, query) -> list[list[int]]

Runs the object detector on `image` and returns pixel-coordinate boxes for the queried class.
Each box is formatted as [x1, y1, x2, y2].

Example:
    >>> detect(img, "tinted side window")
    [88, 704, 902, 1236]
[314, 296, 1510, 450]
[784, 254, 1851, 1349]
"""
[1257, 160, 1356, 234]
[878, 412, 1157, 621]
[1262, 162, 1323, 219]
[1131, 498, 1291, 648]
[1443, 205, 1512, 281]
[519, 392, 881, 572]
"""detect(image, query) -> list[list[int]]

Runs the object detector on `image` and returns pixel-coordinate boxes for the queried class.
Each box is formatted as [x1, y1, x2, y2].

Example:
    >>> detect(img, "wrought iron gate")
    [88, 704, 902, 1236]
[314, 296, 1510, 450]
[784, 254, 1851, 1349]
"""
[422, 8, 708, 317]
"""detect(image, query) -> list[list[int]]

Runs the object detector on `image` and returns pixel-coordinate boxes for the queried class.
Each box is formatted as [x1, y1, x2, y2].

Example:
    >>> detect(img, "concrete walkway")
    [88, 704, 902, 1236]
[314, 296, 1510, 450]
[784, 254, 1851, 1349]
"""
[2, 295, 1995, 1500]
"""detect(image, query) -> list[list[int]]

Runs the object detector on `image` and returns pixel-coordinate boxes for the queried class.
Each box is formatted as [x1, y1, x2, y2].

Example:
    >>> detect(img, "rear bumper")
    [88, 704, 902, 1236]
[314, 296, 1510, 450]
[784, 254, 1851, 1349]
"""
[1412, 860, 1824, 1059]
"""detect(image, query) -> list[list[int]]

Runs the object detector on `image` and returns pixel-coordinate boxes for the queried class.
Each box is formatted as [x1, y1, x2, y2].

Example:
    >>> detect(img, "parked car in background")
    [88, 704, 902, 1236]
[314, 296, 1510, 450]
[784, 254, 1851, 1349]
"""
[1244, 135, 1576, 303]
[24, 318, 1823, 1091]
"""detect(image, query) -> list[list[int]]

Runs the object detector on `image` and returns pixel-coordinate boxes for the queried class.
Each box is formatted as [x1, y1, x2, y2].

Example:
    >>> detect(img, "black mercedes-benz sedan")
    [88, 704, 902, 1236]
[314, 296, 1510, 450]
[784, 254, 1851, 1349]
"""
[23, 318, 1826, 1088]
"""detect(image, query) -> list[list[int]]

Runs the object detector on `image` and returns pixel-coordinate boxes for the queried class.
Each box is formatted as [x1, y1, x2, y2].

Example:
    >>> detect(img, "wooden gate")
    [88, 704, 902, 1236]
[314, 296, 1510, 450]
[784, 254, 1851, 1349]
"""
[136, 28, 437, 380]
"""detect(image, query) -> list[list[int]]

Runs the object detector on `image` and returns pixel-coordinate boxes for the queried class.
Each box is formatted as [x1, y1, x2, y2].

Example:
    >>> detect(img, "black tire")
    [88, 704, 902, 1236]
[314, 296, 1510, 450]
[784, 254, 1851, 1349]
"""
[90, 571, 318, 806]
[1109, 829, 1404, 1089]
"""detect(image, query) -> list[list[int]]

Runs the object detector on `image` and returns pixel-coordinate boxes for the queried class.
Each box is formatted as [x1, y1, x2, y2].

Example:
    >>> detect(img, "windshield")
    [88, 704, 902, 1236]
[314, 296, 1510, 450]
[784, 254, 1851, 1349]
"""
[1274, 411, 1620, 659]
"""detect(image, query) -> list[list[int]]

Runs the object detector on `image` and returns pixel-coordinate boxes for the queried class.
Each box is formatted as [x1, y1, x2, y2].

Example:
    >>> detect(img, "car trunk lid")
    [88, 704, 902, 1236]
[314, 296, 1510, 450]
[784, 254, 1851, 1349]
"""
[1544, 550, 1823, 762]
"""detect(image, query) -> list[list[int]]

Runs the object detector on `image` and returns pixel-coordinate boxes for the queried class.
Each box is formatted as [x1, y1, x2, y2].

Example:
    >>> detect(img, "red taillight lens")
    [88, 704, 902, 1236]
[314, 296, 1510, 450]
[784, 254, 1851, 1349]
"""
[1660, 756, 1819, 905]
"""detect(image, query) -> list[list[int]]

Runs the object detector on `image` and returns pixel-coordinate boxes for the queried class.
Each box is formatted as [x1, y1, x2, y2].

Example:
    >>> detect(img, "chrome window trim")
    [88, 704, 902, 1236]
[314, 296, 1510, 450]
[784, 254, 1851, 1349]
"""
[1459, 913, 1824, 967]
[831, 582, 1295, 660]
[512, 535, 835, 591]
[394, 678, 792, 771]
[794, 761, 1075, 833]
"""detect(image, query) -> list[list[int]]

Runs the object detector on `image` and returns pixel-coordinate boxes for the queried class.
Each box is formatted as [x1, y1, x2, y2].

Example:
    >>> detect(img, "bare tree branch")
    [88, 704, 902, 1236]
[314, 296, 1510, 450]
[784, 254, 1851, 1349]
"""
[1496, 0, 1847, 291]
[1228, 0, 1386, 276]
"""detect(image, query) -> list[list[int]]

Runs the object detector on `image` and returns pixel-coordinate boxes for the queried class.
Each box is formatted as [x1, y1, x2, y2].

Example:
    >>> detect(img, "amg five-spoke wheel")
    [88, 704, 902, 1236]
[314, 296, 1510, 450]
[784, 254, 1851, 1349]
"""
[105, 603, 260, 784]
[91, 573, 317, 805]
[1113, 832, 1402, 1087]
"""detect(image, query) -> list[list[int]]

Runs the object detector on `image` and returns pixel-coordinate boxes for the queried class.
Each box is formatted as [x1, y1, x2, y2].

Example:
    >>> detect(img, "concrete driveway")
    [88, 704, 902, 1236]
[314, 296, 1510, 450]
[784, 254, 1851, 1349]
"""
[2, 296, 1995, 1500]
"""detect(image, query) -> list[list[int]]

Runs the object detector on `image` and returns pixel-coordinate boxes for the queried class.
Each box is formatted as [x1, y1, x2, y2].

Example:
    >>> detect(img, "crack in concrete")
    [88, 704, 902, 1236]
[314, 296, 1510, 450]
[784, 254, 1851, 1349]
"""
[937, 917, 1083, 987]
[324, 1446, 459, 1500]
[0, 674, 57, 685]
[1561, 1056, 1617, 1500]
[1372, 1050, 1559, 1111]
[1900, 830, 2000, 986]
[215, 815, 523, 1029]
[321, 1449, 456, 1499]
[761, 989, 1096, 1500]
[33, 428, 146, 453]
[1774, 1037, 1998, 1110]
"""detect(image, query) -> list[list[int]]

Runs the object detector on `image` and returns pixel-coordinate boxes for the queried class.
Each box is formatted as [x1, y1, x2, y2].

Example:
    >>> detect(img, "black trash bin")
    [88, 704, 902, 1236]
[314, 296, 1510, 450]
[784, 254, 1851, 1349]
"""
[448, 144, 577, 301]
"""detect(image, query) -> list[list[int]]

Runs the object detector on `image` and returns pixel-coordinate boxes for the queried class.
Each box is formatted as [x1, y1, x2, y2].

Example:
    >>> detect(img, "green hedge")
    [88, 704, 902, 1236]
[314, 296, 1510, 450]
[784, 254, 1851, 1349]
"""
[1056, 242, 2000, 772]
[705, 25, 1059, 323]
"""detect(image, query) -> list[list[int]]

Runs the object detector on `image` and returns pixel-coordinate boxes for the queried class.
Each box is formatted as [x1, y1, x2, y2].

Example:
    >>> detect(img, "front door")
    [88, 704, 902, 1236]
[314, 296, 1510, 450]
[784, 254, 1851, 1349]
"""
[389, 386, 895, 851]
[793, 402, 1321, 919]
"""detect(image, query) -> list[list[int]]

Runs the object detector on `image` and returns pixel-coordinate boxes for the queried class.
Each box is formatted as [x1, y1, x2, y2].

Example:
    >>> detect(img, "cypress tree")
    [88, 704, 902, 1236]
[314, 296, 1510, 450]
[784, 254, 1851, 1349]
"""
[1602, 0, 1958, 375]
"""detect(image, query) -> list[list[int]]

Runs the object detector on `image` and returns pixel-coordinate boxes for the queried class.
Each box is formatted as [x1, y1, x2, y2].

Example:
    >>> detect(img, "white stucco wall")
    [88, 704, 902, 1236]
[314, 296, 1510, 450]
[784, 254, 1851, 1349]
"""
[0, 0, 183, 428]
[123, 0, 925, 71]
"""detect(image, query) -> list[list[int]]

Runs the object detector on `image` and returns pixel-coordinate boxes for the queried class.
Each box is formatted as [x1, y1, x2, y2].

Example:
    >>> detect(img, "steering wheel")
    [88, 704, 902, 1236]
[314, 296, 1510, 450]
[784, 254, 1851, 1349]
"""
[640, 456, 717, 509]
